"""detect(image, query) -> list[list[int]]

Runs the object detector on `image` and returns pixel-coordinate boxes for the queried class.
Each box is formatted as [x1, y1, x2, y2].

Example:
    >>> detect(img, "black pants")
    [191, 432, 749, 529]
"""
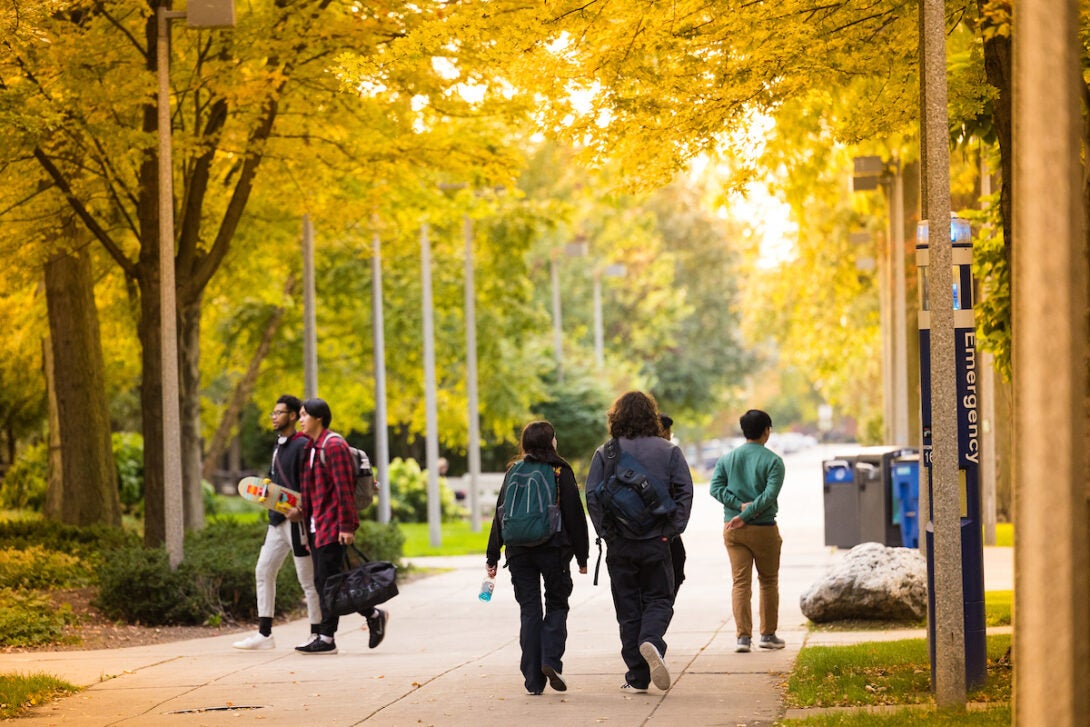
[670, 535, 687, 597]
[605, 536, 675, 689]
[508, 547, 574, 693]
[311, 540, 376, 638]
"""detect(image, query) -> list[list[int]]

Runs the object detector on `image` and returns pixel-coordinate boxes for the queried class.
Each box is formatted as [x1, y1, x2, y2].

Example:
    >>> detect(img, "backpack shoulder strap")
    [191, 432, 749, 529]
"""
[318, 432, 341, 468]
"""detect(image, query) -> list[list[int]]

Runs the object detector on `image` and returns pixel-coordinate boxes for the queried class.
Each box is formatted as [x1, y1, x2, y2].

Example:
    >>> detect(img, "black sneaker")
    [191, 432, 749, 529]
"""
[295, 637, 337, 655]
[366, 608, 388, 649]
[542, 664, 567, 692]
[736, 636, 752, 653]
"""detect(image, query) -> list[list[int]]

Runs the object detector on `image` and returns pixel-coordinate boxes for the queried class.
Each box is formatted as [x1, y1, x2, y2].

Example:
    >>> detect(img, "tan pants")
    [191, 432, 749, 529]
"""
[724, 523, 782, 638]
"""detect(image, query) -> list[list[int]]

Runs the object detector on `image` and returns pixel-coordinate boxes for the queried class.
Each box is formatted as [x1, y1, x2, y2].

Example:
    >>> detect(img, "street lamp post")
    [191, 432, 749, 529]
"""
[156, 0, 234, 568]
[550, 238, 588, 381]
[593, 264, 626, 368]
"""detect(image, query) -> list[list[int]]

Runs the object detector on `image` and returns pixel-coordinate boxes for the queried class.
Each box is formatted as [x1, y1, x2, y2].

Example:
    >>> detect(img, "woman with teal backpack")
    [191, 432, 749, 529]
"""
[485, 420, 590, 695]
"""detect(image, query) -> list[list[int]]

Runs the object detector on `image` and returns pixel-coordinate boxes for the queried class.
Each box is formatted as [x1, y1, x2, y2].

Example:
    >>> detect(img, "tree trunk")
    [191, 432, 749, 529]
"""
[42, 246, 122, 527]
[137, 242, 166, 547]
[201, 278, 294, 482]
[179, 298, 205, 530]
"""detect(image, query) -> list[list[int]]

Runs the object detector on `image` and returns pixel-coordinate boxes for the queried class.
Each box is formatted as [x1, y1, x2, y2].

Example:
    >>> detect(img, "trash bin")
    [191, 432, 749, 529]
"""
[890, 454, 920, 548]
[822, 459, 858, 548]
[823, 447, 917, 549]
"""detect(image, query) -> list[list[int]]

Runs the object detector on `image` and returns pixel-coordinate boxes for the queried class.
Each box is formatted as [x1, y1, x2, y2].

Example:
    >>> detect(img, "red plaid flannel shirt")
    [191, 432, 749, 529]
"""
[300, 429, 359, 548]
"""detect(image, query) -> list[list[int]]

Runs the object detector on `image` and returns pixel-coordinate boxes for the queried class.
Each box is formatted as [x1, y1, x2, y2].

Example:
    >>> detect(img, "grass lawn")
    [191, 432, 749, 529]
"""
[398, 520, 490, 557]
[0, 673, 79, 719]
[782, 633, 1011, 725]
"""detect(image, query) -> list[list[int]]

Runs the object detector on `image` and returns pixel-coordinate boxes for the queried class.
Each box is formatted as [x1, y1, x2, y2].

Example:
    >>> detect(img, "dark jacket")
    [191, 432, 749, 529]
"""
[486, 458, 590, 570]
[268, 430, 307, 526]
[585, 436, 694, 541]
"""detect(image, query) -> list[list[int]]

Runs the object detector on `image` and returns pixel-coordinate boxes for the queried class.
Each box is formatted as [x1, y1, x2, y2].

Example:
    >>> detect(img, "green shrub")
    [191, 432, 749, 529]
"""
[0, 546, 92, 589]
[94, 518, 405, 626]
[367, 458, 465, 523]
[0, 521, 135, 561]
[0, 589, 77, 647]
[0, 520, 138, 564]
[182, 519, 304, 622]
[94, 546, 211, 625]
[112, 432, 144, 513]
[0, 442, 48, 511]
[355, 520, 405, 564]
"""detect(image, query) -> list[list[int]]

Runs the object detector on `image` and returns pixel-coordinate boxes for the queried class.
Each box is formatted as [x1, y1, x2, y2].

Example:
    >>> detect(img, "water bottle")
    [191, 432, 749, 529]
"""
[479, 577, 495, 602]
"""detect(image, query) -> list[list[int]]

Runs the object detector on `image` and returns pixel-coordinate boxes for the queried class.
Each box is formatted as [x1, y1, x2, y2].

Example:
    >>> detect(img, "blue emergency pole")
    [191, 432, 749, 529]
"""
[916, 217, 987, 690]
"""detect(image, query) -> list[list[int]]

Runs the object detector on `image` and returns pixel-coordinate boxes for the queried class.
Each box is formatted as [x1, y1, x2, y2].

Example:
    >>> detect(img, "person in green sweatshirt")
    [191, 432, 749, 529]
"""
[709, 409, 786, 654]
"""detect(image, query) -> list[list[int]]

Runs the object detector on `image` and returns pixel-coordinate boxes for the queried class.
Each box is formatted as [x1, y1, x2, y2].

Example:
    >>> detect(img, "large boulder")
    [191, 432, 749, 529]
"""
[800, 542, 928, 622]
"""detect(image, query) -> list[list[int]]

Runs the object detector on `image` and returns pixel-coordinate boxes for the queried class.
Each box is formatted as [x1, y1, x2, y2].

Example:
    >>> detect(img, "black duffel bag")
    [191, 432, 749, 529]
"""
[321, 543, 399, 617]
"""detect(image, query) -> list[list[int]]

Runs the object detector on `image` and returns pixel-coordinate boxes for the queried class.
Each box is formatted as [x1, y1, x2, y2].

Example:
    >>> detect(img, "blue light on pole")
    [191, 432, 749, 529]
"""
[916, 216, 987, 690]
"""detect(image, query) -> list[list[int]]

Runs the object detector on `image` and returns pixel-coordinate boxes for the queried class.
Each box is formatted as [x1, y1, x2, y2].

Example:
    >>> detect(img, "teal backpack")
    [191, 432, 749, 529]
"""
[498, 460, 562, 546]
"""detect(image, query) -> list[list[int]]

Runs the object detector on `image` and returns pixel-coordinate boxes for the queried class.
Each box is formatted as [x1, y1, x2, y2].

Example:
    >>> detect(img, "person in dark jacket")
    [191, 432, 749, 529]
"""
[233, 394, 321, 650]
[586, 391, 694, 693]
[486, 420, 590, 695]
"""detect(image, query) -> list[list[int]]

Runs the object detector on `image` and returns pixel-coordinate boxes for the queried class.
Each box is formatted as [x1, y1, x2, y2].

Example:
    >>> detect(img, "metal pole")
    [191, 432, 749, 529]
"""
[157, 5, 185, 569]
[302, 215, 318, 399]
[920, 0, 966, 705]
[421, 223, 441, 547]
[371, 228, 391, 525]
[880, 226, 894, 444]
[551, 249, 563, 380]
[463, 215, 482, 532]
[891, 159, 910, 446]
[593, 269, 604, 368]
[1013, 1, 1090, 722]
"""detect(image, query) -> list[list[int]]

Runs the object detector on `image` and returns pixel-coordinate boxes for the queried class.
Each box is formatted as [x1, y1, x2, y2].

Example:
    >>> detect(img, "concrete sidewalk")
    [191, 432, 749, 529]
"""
[2, 447, 1013, 726]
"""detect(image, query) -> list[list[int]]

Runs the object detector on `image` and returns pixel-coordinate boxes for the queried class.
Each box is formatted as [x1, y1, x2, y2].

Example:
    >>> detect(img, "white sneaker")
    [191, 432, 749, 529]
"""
[639, 641, 671, 690]
[232, 632, 275, 650]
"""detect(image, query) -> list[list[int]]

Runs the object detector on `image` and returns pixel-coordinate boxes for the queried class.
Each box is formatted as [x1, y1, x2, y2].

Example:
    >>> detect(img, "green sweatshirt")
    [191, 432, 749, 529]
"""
[709, 442, 785, 524]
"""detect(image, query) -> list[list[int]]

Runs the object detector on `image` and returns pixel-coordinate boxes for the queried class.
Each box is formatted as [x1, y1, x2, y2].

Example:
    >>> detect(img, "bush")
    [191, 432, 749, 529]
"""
[0, 520, 138, 564]
[0, 589, 77, 647]
[0, 442, 48, 511]
[0, 546, 92, 590]
[368, 458, 465, 523]
[94, 547, 210, 625]
[112, 432, 144, 513]
[95, 519, 405, 626]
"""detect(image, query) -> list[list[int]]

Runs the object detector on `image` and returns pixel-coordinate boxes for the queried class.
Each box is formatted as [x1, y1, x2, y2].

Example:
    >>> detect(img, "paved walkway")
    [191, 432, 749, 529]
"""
[2, 446, 1013, 726]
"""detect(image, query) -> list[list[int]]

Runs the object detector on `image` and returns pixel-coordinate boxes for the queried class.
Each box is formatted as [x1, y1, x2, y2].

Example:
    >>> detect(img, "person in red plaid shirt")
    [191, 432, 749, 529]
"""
[287, 398, 388, 654]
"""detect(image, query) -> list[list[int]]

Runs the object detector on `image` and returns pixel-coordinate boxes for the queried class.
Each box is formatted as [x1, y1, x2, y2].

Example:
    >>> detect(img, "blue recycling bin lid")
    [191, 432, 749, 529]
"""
[823, 459, 854, 485]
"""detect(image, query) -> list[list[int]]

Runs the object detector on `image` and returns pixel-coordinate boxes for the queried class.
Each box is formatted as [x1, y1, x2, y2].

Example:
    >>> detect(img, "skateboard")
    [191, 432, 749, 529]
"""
[237, 476, 301, 514]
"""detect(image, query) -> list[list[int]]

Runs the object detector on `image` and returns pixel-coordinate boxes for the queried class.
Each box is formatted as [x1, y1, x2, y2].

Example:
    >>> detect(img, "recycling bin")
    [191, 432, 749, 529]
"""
[890, 453, 920, 548]
[822, 447, 917, 549]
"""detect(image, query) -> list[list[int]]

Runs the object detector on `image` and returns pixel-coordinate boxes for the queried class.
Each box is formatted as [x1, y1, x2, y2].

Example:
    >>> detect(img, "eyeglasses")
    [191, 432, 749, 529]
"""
[270, 410, 291, 417]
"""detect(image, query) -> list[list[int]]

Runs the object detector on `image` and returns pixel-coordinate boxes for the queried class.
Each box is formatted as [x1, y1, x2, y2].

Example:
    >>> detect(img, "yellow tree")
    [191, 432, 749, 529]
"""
[1, 0, 525, 542]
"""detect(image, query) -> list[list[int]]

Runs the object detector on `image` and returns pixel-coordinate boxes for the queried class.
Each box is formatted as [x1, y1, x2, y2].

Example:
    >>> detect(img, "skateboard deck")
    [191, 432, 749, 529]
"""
[237, 476, 301, 514]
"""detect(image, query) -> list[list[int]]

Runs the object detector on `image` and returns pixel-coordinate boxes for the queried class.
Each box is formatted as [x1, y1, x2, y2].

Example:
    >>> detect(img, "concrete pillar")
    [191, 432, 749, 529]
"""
[919, 0, 966, 705]
[1012, 1, 1090, 724]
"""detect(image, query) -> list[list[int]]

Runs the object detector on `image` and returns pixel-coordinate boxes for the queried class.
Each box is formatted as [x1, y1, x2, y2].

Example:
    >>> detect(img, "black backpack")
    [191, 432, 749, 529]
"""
[588, 439, 677, 540]
[319, 434, 379, 511]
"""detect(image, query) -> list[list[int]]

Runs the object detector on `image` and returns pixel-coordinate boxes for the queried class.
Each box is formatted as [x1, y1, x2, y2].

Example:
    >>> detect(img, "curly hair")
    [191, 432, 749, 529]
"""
[607, 391, 663, 439]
